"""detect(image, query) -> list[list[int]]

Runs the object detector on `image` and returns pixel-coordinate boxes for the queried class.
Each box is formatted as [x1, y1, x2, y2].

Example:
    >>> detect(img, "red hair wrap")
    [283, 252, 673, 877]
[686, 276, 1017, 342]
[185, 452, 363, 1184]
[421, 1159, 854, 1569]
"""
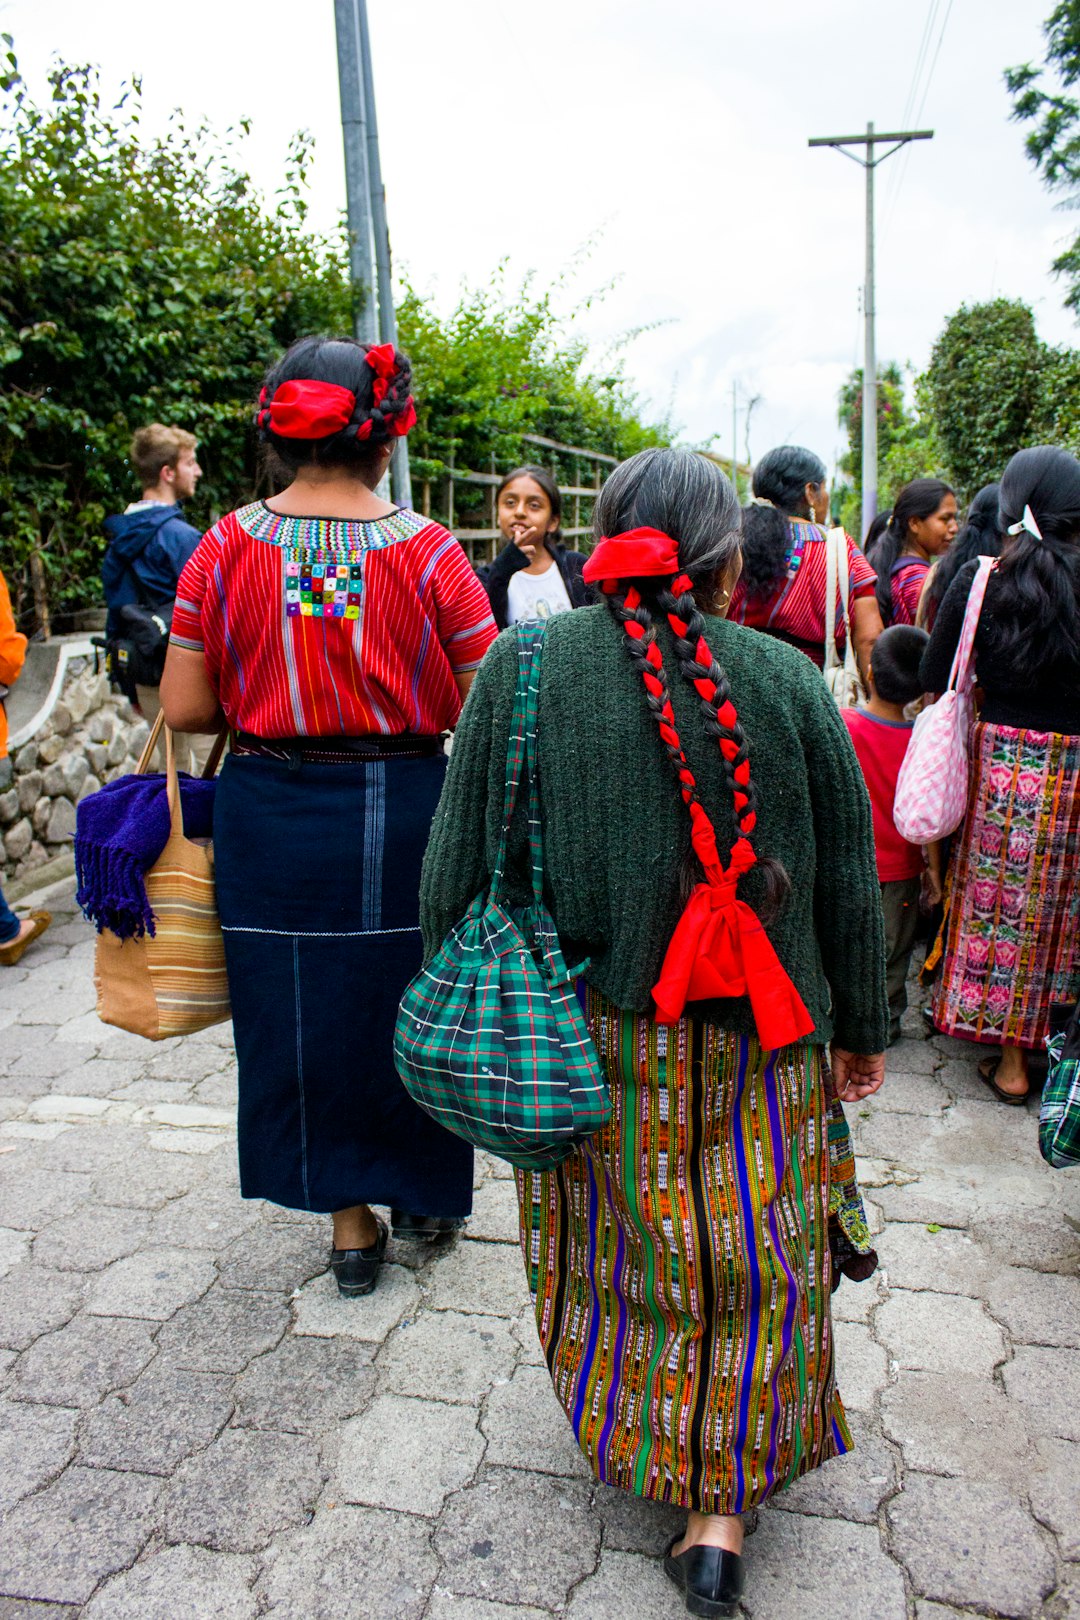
[260, 380, 356, 439]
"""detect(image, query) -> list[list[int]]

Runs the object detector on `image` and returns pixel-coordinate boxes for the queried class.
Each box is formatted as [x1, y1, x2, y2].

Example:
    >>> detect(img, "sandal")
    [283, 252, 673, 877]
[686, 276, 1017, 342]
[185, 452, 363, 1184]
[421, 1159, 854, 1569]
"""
[978, 1056, 1028, 1107]
[0, 910, 51, 967]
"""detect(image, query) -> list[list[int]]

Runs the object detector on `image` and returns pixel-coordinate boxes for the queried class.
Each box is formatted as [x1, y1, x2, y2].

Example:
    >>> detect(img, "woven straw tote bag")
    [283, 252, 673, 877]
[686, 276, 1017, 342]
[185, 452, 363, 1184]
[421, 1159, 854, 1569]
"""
[94, 713, 231, 1040]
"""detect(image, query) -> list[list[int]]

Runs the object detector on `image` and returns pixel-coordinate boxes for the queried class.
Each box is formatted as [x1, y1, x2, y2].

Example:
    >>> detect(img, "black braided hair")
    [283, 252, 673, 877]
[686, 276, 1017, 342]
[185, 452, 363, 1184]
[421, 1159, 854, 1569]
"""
[256, 334, 413, 475]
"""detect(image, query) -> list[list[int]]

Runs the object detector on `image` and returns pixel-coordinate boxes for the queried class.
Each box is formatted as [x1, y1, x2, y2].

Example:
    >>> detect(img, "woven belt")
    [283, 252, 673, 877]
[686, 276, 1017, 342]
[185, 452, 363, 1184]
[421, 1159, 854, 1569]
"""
[233, 732, 442, 766]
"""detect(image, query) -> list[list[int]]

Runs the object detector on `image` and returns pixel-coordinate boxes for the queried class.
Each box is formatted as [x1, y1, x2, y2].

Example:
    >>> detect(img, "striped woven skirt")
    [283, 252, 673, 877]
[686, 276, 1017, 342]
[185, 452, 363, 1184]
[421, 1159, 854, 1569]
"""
[516, 988, 857, 1514]
[932, 723, 1080, 1050]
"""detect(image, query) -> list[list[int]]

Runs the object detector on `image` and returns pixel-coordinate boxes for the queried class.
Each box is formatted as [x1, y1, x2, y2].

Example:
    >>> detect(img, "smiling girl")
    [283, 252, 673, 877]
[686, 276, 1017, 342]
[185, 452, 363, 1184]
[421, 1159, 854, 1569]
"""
[479, 465, 592, 629]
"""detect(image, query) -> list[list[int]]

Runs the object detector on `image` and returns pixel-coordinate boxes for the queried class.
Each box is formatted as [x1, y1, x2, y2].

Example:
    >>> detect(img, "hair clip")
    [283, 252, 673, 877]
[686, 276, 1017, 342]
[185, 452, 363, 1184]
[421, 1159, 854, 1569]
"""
[1007, 504, 1042, 541]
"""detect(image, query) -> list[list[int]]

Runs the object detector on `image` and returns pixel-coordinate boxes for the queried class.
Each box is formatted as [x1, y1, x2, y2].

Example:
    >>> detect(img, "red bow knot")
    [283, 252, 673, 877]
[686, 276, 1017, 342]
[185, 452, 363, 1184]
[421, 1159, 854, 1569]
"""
[262, 379, 356, 439]
[652, 835, 814, 1050]
[582, 528, 681, 587]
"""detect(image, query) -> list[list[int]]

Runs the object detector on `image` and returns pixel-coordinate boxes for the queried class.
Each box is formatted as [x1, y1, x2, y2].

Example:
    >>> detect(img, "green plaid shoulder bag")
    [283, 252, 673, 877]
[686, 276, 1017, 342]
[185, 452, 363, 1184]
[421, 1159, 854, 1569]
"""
[1041, 1001, 1080, 1169]
[393, 623, 610, 1170]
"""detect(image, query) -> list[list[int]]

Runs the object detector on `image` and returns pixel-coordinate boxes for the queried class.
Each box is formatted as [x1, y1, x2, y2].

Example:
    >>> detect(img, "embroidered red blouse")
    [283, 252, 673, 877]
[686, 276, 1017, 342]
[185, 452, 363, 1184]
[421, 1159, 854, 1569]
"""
[171, 503, 497, 737]
[729, 519, 876, 667]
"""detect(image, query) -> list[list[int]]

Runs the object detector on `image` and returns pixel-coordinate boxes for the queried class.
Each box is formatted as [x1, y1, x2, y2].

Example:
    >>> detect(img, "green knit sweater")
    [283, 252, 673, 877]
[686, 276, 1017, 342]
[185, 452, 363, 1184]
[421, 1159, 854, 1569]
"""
[420, 607, 889, 1053]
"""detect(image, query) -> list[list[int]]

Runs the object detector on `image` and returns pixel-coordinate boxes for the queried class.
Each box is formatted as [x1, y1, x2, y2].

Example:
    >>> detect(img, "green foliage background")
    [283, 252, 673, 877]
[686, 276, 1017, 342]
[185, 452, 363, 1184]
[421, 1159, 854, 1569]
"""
[0, 42, 667, 629]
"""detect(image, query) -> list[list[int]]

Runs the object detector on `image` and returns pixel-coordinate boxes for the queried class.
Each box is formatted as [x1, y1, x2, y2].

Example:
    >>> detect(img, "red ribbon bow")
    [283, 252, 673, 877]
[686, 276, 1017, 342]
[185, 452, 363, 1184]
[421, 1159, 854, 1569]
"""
[263, 380, 355, 439]
[582, 528, 681, 588]
[652, 837, 815, 1050]
[365, 342, 397, 406]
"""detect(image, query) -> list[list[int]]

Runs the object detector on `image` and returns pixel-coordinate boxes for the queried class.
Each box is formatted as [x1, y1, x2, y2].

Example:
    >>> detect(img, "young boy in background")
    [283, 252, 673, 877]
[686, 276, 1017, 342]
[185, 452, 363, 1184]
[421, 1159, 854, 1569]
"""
[842, 625, 933, 1045]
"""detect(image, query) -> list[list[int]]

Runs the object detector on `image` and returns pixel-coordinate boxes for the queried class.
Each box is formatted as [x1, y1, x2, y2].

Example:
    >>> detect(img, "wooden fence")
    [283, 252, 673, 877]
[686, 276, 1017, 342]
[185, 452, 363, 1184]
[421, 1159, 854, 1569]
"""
[415, 433, 619, 567]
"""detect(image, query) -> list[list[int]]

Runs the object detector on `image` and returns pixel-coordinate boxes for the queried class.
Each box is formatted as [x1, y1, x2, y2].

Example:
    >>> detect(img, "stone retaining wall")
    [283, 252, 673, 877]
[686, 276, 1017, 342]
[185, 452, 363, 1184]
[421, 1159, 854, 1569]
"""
[1, 658, 150, 885]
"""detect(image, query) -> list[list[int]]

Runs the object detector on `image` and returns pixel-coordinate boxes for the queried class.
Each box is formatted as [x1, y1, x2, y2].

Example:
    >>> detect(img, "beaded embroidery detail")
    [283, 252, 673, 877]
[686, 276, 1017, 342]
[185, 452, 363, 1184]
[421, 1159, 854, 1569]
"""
[234, 501, 428, 619]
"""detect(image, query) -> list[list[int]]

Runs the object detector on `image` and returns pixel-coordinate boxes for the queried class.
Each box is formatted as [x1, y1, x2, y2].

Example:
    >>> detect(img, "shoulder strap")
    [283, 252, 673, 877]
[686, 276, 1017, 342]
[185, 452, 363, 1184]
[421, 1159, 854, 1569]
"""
[946, 556, 995, 693]
[823, 527, 839, 672]
[489, 624, 547, 899]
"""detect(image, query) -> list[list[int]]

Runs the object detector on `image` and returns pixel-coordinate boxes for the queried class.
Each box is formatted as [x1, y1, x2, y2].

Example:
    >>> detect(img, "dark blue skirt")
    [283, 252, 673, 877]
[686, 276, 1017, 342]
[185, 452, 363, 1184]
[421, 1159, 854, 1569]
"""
[213, 751, 473, 1215]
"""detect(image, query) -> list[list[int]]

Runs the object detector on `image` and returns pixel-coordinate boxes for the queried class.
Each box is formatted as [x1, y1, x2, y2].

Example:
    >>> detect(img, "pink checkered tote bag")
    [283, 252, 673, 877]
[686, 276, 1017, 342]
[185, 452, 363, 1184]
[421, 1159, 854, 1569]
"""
[893, 556, 996, 844]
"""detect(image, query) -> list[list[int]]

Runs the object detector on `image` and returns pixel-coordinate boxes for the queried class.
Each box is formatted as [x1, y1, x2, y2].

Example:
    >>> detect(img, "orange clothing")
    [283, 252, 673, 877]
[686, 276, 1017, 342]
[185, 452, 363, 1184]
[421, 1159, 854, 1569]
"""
[0, 569, 28, 760]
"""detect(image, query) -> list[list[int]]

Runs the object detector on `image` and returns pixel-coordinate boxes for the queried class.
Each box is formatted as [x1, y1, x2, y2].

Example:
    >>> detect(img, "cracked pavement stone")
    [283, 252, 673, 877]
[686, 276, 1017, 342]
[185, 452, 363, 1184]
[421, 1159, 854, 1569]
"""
[482, 1363, 590, 1479]
[153, 1286, 288, 1372]
[564, 1547, 675, 1617]
[465, 1177, 521, 1245]
[743, 1509, 907, 1619]
[426, 1595, 552, 1620]
[886, 1473, 1056, 1618]
[875, 1288, 1006, 1374]
[971, 1210, 1080, 1276]
[162, 1427, 324, 1552]
[87, 1247, 217, 1320]
[0, 1226, 31, 1279]
[589, 1484, 685, 1555]
[291, 1264, 419, 1341]
[78, 1362, 234, 1474]
[216, 1220, 330, 1291]
[233, 1334, 375, 1434]
[0, 1465, 162, 1604]
[426, 1237, 530, 1317]
[258, 1505, 437, 1619]
[1029, 1436, 1080, 1561]
[147, 1186, 259, 1251]
[0, 1168, 94, 1231]
[1002, 1346, 1080, 1441]
[0, 1266, 86, 1351]
[81, 1545, 257, 1620]
[32, 1206, 152, 1273]
[435, 1468, 600, 1610]
[832, 1318, 888, 1413]
[378, 1308, 517, 1405]
[0, 1399, 78, 1508]
[91, 1153, 207, 1210]
[986, 1266, 1080, 1347]
[10, 1314, 157, 1407]
[772, 1413, 898, 1525]
[876, 1221, 991, 1296]
[337, 1392, 486, 1515]
[881, 1369, 1033, 1478]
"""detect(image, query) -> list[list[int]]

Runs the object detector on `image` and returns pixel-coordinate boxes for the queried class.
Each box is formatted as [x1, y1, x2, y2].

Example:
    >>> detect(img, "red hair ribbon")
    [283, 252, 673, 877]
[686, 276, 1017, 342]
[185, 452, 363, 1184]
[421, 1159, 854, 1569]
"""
[582, 528, 681, 589]
[263, 380, 356, 439]
[365, 342, 397, 406]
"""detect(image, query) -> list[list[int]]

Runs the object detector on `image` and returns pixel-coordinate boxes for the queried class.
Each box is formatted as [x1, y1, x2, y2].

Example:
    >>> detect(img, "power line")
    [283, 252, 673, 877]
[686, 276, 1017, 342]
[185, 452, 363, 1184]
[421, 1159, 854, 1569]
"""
[881, 0, 955, 246]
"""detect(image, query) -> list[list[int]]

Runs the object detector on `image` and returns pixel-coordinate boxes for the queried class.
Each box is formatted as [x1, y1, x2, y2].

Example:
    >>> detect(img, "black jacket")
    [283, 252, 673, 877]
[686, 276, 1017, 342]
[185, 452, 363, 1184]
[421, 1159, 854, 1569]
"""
[478, 540, 593, 630]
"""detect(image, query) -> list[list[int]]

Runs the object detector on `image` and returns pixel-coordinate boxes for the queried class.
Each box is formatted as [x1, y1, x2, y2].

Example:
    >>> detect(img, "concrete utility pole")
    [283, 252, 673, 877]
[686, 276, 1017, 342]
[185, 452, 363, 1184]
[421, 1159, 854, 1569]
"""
[809, 123, 933, 541]
[334, 0, 412, 506]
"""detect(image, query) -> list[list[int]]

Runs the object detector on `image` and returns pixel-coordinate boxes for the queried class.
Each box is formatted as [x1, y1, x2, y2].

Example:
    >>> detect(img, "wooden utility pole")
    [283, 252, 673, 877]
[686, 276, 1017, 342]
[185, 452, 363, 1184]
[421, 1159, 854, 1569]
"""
[809, 124, 933, 541]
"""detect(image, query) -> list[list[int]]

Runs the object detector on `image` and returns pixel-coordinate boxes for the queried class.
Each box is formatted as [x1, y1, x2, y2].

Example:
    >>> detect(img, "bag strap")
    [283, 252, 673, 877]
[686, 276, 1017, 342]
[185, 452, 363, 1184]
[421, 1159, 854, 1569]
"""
[823, 529, 838, 674]
[134, 708, 229, 783]
[489, 625, 547, 899]
[945, 555, 996, 693]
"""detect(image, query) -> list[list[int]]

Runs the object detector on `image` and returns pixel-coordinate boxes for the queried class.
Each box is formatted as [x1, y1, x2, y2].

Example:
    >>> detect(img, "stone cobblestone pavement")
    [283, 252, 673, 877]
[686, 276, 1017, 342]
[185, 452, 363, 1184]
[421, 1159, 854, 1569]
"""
[0, 877, 1078, 1619]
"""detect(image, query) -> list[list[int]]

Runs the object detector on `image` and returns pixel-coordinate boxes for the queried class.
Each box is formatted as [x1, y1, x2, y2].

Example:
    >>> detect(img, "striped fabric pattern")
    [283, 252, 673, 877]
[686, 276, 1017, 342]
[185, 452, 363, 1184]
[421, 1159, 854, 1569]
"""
[889, 555, 931, 626]
[143, 840, 231, 1035]
[516, 987, 852, 1513]
[933, 721, 1080, 1050]
[730, 519, 876, 663]
[170, 503, 496, 738]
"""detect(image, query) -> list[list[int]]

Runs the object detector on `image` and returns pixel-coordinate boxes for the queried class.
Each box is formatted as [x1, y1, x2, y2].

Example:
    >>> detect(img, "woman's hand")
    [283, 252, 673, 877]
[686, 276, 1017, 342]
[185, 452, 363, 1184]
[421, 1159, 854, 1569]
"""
[830, 1046, 885, 1101]
[510, 522, 540, 563]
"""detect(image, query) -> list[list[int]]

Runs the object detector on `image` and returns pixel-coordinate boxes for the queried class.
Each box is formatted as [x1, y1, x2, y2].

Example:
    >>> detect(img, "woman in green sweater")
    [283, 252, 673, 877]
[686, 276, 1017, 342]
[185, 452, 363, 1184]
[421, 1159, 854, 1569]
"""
[420, 448, 888, 1619]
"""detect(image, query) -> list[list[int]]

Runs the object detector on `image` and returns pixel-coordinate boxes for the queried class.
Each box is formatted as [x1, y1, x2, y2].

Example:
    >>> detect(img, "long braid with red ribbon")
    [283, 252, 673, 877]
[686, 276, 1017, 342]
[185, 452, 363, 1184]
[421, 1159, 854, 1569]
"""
[582, 527, 815, 1050]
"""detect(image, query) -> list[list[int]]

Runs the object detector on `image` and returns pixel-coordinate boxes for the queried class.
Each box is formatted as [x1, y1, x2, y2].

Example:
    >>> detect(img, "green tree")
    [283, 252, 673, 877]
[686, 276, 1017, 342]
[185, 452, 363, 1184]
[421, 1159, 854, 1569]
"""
[922, 300, 1047, 496]
[1006, 2, 1080, 310]
[0, 40, 353, 627]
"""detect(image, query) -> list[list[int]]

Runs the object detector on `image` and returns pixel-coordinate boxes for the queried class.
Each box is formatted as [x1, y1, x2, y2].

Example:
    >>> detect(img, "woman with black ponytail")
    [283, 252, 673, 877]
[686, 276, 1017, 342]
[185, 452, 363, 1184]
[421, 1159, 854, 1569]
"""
[421, 449, 888, 1618]
[873, 477, 957, 626]
[921, 446, 1080, 1103]
[731, 444, 883, 675]
[918, 482, 1003, 630]
[160, 335, 497, 1297]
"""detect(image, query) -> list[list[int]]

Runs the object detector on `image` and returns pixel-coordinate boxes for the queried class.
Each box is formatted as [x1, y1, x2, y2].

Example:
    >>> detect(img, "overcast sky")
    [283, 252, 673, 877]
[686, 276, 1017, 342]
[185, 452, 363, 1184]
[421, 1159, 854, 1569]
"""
[3, 0, 1074, 481]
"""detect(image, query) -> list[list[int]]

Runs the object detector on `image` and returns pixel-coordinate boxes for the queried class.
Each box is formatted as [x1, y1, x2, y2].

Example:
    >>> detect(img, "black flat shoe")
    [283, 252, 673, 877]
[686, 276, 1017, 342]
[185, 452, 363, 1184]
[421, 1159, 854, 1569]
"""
[390, 1209, 466, 1242]
[329, 1219, 387, 1296]
[663, 1536, 745, 1619]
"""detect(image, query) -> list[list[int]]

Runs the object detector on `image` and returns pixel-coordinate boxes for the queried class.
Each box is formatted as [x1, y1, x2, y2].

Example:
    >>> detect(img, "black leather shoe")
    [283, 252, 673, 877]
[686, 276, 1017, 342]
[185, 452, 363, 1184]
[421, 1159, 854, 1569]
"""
[329, 1219, 387, 1297]
[390, 1209, 466, 1242]
[663, 1536, 745, 1618]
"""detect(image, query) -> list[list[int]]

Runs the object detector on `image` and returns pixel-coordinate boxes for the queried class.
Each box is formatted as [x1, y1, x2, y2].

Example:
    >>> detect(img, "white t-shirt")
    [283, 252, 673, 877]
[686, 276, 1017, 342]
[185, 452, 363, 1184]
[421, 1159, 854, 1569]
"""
[506, 561, 573, 625]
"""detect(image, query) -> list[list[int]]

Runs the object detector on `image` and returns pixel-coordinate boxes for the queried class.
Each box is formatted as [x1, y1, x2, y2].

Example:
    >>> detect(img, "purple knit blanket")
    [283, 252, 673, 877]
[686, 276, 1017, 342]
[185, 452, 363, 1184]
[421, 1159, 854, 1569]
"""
[75, 772, 217, 939]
